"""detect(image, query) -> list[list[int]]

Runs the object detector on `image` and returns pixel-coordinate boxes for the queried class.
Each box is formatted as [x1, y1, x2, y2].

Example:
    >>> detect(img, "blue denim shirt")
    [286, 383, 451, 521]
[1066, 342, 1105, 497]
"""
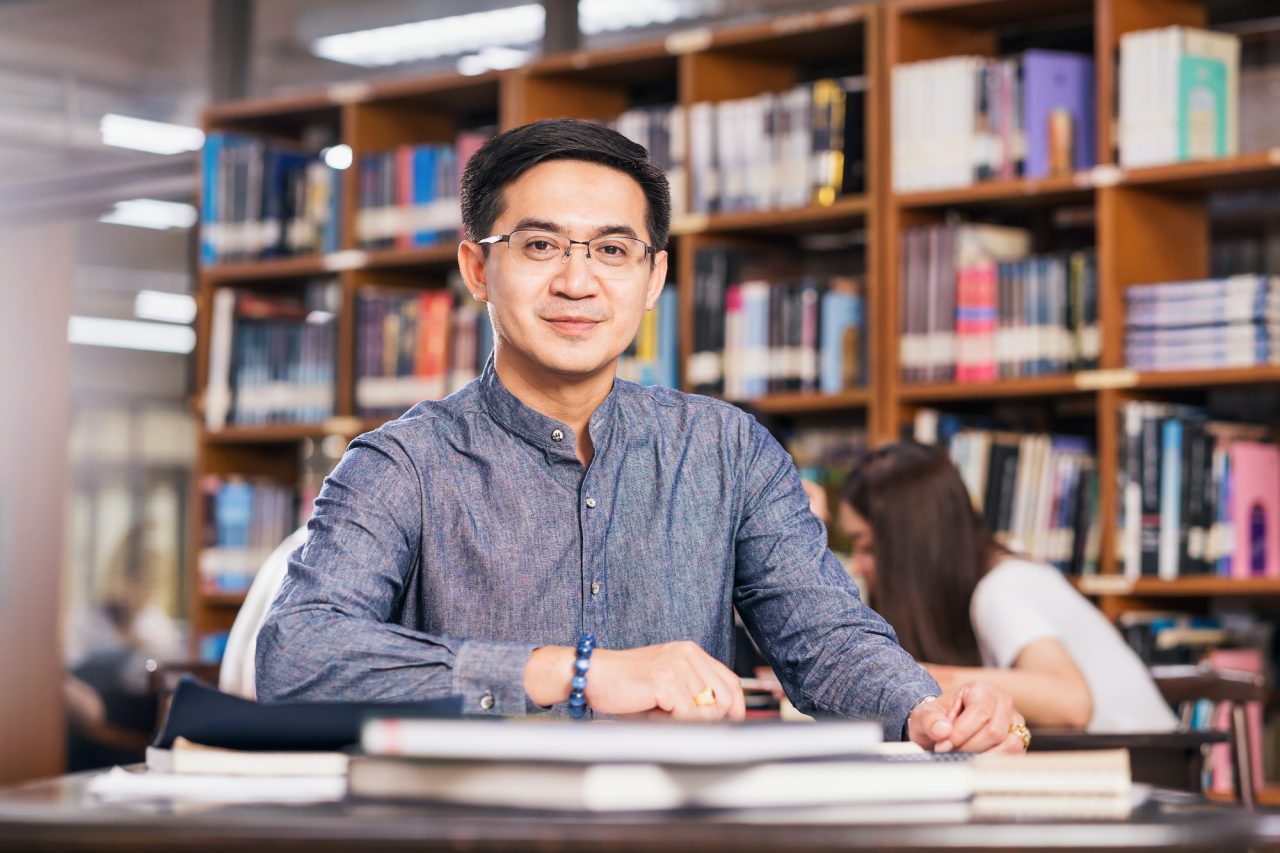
[257, 359, 938, 738]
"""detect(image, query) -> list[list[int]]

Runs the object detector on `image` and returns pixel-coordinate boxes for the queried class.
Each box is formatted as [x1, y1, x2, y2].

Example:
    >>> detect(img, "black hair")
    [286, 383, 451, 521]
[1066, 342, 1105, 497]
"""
[459, 118, 671, 252]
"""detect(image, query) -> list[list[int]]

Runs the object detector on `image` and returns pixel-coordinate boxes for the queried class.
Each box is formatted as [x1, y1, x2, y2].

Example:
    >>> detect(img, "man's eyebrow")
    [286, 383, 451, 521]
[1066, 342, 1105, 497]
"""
[511, 219, 642, 241]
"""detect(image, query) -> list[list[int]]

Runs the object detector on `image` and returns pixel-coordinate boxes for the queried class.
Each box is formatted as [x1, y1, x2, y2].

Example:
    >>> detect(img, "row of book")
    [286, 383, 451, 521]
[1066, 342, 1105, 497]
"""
[200, 133, 342, 265]
[892, 50, 1096, 192]
[1124, 275, 1280, 372]
[198, 475, 299, 595]
[611, 105, 687, 219]
[899, 223, 1099, 383]
[615, 288, 679, 390]
[689, 78, 863, 214]
[916, 411, 1099, 575]
[687, 247, 866, 399]
[204, 281, 339, 429]
[1119, 402, 1280, 581]
[1118, 26, 1240, 168]
[354, 287, 494, 420]
[355, 130, 492, 250]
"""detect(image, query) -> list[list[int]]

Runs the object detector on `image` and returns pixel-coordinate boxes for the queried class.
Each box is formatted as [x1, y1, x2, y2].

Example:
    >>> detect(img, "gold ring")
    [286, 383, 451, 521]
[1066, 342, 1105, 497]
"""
[1009, 721, 1031, 750]
[693, 685, 716, 707]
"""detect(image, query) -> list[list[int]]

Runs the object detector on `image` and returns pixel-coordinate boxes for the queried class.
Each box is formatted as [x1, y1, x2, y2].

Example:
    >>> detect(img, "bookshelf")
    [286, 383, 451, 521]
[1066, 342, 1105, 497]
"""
[189, 5, 881, 656]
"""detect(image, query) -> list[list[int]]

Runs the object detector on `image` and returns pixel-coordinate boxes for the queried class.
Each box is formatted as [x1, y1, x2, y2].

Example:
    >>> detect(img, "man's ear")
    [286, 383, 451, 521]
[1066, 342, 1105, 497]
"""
[457, 240, 489, 302]
[644, 250, 669, 310]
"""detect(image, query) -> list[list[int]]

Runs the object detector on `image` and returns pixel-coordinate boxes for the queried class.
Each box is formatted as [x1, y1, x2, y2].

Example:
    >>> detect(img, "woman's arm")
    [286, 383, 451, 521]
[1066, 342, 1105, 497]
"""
[923, 637, 1093, 729]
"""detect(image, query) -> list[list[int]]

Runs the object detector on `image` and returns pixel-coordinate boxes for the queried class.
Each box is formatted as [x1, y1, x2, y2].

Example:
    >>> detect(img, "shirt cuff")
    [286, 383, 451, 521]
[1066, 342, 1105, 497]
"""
[451, 639, 540, 716]
[883, 670, 942, 741]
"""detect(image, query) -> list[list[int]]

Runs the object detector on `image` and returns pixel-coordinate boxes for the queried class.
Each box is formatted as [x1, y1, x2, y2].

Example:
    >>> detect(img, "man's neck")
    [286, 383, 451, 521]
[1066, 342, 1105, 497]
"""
[493, 349, 613, 466]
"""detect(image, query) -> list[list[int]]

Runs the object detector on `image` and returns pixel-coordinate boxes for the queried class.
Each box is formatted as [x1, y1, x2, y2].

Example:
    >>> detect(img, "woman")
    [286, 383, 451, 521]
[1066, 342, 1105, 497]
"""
[840, 442, 1177, 732]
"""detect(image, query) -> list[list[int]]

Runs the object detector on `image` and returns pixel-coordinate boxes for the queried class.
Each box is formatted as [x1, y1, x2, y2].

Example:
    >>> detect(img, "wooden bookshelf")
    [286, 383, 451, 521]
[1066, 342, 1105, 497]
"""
[895, 174, 1093, 210]
[747, 389, 871, 415]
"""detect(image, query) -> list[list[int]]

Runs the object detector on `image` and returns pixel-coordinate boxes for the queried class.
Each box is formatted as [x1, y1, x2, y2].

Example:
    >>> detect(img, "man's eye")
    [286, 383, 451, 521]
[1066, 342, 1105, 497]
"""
[528, 240, 555, 251]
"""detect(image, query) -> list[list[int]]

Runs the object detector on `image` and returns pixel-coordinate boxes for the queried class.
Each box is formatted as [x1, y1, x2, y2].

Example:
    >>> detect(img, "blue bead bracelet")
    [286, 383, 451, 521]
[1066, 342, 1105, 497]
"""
[568, 633, 594, 719]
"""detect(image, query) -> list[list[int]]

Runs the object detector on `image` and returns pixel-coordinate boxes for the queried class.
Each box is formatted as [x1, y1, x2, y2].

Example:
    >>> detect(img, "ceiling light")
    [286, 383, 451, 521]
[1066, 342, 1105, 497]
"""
[312, 5, 544, 67]
[457, 46, 532, 76]
[68, 316, 196, 355]
[135, 290, 197, 325]
[100, 113, 205, 155]
[100, 199, 198, 230]
[579, 0, 711, 35]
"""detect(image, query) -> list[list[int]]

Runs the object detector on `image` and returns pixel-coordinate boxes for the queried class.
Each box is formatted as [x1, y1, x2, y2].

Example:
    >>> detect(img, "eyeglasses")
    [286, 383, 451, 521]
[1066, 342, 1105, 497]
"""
[478, 230, 655, 278]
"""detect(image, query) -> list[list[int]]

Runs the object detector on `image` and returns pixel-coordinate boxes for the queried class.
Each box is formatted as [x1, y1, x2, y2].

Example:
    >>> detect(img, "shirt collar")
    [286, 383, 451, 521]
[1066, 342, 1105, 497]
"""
[479, 354, 620, 459]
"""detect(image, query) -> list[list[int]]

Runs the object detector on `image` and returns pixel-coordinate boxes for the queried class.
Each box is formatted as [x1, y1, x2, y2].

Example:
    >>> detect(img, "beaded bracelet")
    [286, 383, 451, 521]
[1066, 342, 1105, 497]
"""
[568, 633, 595, 719]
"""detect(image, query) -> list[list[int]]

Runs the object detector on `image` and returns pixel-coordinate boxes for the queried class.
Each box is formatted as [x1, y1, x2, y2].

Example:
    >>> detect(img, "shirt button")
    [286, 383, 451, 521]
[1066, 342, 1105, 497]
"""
[585, 497, 597, 508]
[551, 429, 564, 443]
[479, 693, 495, 711]
[591, 581, 601, 596]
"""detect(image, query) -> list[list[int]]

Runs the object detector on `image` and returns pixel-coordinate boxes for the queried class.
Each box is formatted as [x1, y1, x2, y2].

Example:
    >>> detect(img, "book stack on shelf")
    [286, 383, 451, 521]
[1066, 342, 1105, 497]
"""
[199, 475, 299, 597]
[204, 281, 340, 429]
[899, 223, 1098, 384]
[689, 77, 863, 213]
[355, 129, 493, 250]
[689, 246, 866, 400]
[1118, 27, 1240, 167]
[616, 288, 679, 389]
[891, 50, 1095, 192]
[353, 285, 494, 419]
[1119, 402, 1280, 582]
[1124, 275, 1280, 372]
[913, 411, 1098, 576]
[200, 132, 343, 265]
[612, 105, 687, 218]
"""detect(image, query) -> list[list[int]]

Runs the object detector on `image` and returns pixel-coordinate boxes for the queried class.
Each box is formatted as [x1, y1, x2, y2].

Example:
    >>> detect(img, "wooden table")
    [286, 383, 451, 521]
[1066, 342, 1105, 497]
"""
[2, 771, 1279, 852]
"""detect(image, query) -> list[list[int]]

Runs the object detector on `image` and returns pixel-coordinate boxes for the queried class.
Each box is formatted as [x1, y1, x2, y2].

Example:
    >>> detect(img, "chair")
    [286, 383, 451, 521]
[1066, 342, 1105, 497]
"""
[1149, 663, 1269, 809]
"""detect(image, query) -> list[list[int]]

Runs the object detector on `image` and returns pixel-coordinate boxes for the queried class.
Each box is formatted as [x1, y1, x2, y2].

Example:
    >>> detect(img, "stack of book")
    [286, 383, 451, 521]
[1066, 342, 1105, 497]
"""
[203, 281, 339, 429]
[612, 105, 687, 218]
[1119, 402, 1280, 581]
[688, 247, 865, 399]
[892, 50, 1096, 192]
[689, 77, 864, 214]
[914, 412, 1099, 576]
[200, 133, 342, 264]
[900, 224, 1098, 383]
[355, 130, 492, 250]
[1118, 27, 1240, 168]
[1124, 275, 1280, 372]
[616, 288, 679, 389]
[198, 475, 298, 595]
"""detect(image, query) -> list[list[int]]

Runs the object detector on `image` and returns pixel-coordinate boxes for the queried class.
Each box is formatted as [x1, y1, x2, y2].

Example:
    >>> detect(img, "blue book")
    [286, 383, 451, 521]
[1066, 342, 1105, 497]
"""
[819, 289, 862, 394]
[201, 132, 226, 265]
[412, 145, 438, 246]
[1158, 418, 1184, 580]
[656, 288, 678, 389]
[1022, 50, 1096, 178]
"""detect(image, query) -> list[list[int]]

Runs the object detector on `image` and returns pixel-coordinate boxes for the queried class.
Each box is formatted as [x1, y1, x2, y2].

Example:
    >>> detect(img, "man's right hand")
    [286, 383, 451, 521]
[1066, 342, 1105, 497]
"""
[524, 641, 746, 721]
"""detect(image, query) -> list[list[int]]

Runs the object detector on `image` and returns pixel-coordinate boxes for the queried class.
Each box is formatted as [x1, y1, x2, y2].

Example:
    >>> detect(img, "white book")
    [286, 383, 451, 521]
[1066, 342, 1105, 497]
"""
[146, 737, 348, 777]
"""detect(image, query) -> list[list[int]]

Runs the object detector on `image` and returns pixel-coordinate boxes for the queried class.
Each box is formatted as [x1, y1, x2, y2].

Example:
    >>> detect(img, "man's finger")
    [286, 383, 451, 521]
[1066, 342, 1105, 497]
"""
[910, 700, 954, 749]
[942, 684, 999, 748]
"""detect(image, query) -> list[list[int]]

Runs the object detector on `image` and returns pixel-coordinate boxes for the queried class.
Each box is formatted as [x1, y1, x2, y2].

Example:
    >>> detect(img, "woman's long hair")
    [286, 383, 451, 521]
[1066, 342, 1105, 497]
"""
[841, 442, 1001, 667]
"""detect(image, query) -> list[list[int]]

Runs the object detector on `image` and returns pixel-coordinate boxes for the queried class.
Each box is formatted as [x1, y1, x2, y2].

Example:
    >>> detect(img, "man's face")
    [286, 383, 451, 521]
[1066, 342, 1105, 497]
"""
[465, 159, 667, 383]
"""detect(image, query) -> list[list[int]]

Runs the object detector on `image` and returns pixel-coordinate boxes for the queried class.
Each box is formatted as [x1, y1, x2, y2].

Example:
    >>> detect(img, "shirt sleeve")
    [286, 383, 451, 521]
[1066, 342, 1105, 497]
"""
[255, 432, 540, 716]
[969, 563, 1061, 669]
[731, 421, 939, 740]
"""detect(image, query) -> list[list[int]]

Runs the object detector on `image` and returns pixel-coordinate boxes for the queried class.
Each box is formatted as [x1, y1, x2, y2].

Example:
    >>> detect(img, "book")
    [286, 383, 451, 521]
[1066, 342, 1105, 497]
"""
[1228, 442, 1280, 579]
[1022, 50, 1096, 178]
[146, 737, 348, 777]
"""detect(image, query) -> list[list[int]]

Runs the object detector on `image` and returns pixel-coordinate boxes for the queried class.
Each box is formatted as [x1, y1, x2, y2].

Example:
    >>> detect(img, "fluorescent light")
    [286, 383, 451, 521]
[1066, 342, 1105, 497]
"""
[457, 46, 532, 76]
[100, 113, 205, 155]
[580, 0, 710, 34]
[322, 144, 353, 170]
[306, 310, 337, 324]
[311, 4, 543, 67]
[135, 290, 196, 325]
[100, 199, 198, 230]
[68, 316, 196, 354]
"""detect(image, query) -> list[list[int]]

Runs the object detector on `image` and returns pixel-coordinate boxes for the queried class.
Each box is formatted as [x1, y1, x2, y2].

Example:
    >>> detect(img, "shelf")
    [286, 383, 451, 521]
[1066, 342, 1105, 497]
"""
[896, 374, 1088, 402]
[201, 591, 248, 608]
[744, 389, 871, 414]
[202, 255, 334, 284]
[362, 244, 461, 271]
[1119, 150, 1280, 194]
[1077, 576, 1280, 598]
[894, 174, 1092, 210]
[1135, 366, 1280, 391]
[203, 420, 366, 444]
[202, 244, 463, 284]
[890, 0, 1093, 26]
[670, 196, 869, 237]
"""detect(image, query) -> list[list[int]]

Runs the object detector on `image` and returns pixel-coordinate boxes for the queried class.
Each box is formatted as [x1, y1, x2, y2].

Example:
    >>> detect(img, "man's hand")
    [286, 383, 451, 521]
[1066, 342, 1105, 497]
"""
[906, 681, 1027, 754]
[525, 641, 746, 721]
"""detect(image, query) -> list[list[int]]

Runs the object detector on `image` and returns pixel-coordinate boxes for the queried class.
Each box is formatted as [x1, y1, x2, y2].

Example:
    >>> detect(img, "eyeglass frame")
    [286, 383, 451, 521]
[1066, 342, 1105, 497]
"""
[476, 230, 658, 272]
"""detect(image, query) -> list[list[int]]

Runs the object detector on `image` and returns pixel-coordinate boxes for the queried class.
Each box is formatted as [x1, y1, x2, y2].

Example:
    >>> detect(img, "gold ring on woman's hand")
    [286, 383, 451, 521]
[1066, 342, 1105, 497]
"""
[693, 685, 716, 706]
[1009, 721, 1031, 750]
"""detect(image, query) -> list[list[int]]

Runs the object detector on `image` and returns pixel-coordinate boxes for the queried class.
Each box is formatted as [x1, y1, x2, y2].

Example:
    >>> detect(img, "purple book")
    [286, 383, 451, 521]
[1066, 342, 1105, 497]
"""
[1022, 49, 1096, 178]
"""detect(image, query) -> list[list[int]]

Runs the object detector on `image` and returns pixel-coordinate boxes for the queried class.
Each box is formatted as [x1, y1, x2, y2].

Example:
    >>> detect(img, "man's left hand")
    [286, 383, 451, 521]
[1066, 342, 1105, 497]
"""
[906, 681, 1027, 754]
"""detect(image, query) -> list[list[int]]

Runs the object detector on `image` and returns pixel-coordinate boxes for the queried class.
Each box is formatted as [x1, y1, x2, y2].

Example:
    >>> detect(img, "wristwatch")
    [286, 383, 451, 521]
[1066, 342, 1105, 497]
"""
[903, 694, 939, 738]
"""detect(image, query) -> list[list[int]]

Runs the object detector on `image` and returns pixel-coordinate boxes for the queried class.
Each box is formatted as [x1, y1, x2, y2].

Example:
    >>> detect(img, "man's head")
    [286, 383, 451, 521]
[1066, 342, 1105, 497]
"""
[457, 119, 671, 388]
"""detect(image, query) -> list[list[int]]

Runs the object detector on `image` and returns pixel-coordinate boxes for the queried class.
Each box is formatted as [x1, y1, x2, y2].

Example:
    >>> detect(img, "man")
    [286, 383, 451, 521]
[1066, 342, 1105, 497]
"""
[257, 119, 1027, 752]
